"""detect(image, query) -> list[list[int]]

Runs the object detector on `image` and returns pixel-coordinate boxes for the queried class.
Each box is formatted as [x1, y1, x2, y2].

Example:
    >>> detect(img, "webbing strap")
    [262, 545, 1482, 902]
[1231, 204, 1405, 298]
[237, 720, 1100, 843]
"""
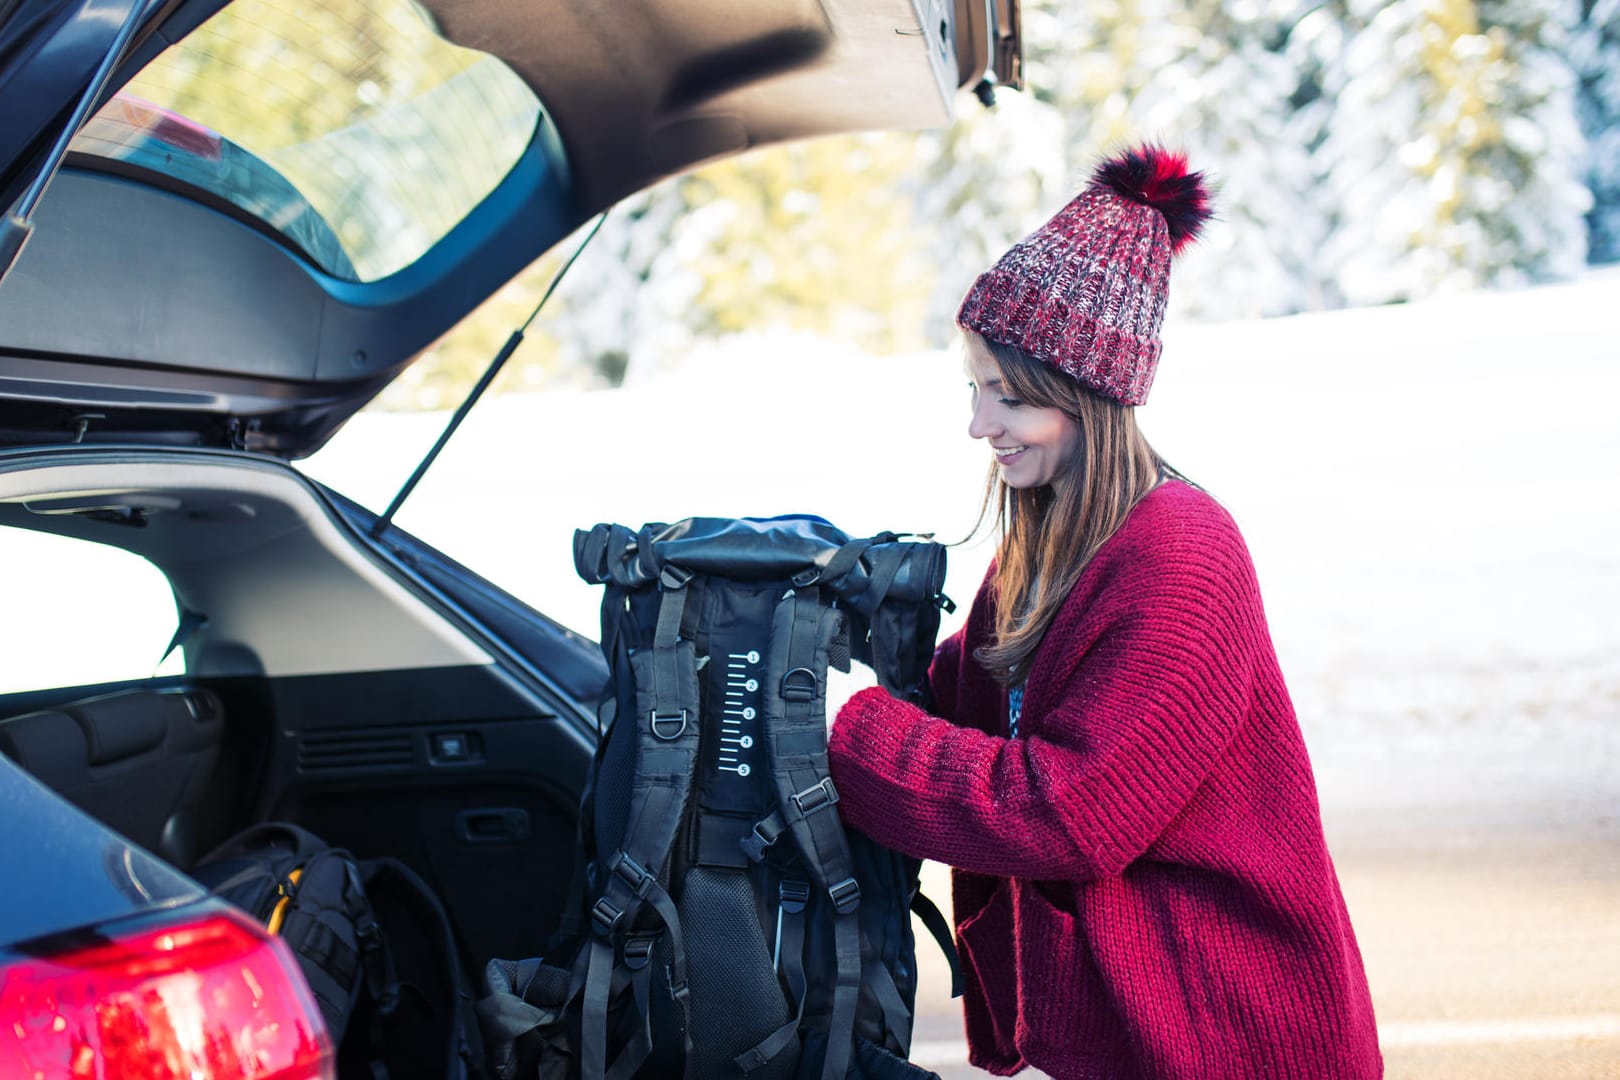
[856, 543, 907, 618]
[826, 914, 861, 1080]
[809, 535, 877, 588]
[763, 587, 863, 1080]
[580, 937, 615, 1080]
[865, 951, 913, 1057]
[604, 941, 657, 1080]
[650, 568, 690, 738]
[736, 880, 810, 1074]
[912, 890, 964, 998]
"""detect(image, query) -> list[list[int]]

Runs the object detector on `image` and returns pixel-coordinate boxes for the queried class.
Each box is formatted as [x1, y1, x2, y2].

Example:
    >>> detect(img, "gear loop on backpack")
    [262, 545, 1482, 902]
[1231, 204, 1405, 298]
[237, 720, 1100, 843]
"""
[780, 666, 819, 702]
[648, 708, 688, 740]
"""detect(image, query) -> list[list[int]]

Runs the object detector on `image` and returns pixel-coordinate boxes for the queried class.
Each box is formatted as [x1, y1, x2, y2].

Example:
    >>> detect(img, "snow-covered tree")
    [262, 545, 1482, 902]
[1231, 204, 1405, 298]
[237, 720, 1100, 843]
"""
[1129, 0, 1328, 319]
[1573, 0, 1620, 263]
[1011, 0, 1328, 319]
[908, 90, 1068, 344]
[1316, 0, 1590, 306]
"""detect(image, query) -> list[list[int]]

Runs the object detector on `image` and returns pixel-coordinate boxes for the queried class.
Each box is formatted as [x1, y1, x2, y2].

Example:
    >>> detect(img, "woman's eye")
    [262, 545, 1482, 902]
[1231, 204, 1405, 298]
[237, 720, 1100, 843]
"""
[999, 396, 1024, 408]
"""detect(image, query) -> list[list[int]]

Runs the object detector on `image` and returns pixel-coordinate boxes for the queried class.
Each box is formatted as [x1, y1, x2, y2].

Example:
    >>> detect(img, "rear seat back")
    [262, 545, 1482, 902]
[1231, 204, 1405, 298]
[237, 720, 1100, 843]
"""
[0, 686, 225, 866]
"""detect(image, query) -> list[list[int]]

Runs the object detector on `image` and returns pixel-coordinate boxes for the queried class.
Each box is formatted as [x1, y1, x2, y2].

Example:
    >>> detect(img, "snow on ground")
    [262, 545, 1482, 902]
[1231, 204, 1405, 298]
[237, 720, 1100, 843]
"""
[303, 272, 1620, 816]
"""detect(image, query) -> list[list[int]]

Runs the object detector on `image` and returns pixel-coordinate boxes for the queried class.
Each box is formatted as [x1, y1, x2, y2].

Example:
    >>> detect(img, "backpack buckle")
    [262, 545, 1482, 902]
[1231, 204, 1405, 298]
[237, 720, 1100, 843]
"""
[590, 897, 625, 936]
[828, 877, 861, 915]
[790, 778, 839, 817]
[659, 565, 693, 590]
[608, 851, 656, 897]
[780, 667, 819, 703]
[649, 709, 688, 740]
[741, 814, 784, 862]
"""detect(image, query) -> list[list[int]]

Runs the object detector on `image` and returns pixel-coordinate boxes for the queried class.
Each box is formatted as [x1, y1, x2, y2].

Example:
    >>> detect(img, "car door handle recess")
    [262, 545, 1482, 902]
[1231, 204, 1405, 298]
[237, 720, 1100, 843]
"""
[457, 808, 530, 845]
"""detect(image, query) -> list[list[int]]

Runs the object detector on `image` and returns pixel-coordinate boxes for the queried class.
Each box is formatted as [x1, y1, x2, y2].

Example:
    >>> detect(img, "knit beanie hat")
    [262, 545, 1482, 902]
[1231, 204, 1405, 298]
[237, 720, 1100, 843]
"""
[956, 144, 1213, 406]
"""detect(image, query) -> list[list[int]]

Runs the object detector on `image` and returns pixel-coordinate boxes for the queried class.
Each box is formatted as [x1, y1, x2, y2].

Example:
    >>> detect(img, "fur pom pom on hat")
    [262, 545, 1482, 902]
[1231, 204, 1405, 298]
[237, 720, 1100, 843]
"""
[957, 143, 1213, 405]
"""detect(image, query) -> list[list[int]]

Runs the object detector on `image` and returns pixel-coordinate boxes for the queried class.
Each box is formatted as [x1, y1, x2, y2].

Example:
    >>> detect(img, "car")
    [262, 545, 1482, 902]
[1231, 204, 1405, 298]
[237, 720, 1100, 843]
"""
[0, 0, 1020, 1077]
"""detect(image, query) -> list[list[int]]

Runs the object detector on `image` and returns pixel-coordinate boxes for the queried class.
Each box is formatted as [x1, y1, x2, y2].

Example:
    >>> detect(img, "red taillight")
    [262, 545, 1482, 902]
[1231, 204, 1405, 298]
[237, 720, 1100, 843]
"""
[0, 909, 334, 1080]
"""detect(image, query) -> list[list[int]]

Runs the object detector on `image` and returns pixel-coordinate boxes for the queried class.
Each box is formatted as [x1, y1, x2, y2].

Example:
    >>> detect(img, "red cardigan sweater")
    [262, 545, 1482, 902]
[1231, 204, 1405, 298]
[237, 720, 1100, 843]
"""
[828, 481, 1382, 1079]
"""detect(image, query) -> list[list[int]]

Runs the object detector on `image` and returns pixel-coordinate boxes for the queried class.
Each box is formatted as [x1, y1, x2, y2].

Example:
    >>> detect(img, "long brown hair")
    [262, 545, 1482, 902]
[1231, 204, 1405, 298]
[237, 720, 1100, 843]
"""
[971, 335, 1169, 686]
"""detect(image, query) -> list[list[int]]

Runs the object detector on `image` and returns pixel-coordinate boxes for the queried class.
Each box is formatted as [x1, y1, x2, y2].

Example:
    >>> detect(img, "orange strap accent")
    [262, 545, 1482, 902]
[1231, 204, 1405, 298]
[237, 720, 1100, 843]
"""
[266, 866, 303, 935]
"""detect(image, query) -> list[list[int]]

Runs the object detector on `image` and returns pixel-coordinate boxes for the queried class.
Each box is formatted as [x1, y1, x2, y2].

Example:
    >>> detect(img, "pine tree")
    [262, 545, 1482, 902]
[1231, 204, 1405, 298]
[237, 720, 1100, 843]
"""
[1128, 0, 1327, 318]
[1011, 0, 1327, 320]
[1316, 0, 1589, 306]
[1573, 0, 1620, 263]
[909, 90, 1068, 344]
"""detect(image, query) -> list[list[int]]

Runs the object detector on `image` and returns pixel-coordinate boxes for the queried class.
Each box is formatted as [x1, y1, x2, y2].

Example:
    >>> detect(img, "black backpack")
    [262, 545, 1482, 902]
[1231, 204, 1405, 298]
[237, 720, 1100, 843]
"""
[478, 515, 961, 1080]
[192, 822, 481, 1079]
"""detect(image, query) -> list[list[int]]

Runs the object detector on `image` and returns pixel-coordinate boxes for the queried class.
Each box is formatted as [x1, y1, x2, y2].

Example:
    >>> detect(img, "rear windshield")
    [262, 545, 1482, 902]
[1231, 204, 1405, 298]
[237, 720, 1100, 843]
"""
[69, 0, 542, 282]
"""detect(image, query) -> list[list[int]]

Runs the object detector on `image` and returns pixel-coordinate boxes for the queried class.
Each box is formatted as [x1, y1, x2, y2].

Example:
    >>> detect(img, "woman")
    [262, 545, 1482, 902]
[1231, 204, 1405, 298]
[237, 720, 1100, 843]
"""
[827, 145, 1382, 1078]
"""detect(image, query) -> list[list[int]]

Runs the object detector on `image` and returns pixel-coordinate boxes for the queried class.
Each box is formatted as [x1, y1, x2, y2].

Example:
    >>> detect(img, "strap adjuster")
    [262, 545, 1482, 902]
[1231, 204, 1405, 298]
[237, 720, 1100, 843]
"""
[622, 936, 655, 970]
[659, 565, 693, 590]
[590, 897, 625, 936]
[778, 879, 810, 914]
[828, 877, 861, 914]
[608, 851, 656, 897]
[790, 777, 839, 817]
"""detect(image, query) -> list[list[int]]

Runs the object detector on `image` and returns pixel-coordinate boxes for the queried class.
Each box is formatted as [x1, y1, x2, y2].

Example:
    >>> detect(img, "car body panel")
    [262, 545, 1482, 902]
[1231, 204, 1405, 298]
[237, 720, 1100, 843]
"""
[0, 0, 1021, 457]
[0, 750, 202, 946]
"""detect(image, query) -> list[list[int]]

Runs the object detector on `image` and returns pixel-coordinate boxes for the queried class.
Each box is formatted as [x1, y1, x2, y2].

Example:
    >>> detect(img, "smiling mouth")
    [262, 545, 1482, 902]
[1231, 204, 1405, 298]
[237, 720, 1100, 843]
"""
[993, 446, 1026, 459]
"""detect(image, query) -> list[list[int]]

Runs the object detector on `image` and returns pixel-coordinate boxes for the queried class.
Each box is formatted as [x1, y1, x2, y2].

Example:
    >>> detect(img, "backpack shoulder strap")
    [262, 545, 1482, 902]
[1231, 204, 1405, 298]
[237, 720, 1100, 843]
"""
[759, 585, 864, 1080]
[576, 566, 703, 1080]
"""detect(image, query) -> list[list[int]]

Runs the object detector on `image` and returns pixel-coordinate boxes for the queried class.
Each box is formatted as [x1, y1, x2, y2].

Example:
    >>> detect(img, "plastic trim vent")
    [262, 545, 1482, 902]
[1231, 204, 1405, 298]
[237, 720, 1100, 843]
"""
[297, 730, 414, 773]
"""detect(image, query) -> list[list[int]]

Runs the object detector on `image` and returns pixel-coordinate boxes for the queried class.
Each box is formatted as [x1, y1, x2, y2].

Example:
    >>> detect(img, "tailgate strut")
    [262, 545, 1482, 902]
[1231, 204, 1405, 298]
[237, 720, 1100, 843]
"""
[1, 0, 161, 287]
[370, 211, 609, 539]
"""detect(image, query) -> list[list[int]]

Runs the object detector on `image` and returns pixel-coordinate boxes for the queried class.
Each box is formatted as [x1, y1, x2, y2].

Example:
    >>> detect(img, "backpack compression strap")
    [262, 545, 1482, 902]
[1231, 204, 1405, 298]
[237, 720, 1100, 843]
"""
[579, 565, 701, 1080]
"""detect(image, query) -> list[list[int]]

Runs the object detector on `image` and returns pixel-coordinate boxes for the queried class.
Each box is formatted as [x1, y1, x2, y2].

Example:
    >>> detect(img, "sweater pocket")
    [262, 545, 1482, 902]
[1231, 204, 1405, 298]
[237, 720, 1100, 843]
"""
[1014, 885, 1133, 1076]
[954, 882, 1019, 1068]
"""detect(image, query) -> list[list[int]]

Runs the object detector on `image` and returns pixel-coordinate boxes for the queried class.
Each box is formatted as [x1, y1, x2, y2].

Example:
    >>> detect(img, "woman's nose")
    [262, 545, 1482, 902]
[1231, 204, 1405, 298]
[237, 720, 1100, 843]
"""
[967, 402, 998, 441]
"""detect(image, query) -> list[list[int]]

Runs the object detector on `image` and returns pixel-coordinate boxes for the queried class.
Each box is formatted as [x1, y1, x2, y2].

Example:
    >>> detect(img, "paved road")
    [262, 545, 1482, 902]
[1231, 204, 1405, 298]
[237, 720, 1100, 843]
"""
[904, 794, 1620, 1078]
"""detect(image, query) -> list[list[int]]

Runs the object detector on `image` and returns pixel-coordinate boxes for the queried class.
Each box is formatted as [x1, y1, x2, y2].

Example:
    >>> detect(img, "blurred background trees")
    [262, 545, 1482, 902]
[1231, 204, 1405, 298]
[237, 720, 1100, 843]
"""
[405, 0, 1611, 406]
[133, 0, 1615, 406]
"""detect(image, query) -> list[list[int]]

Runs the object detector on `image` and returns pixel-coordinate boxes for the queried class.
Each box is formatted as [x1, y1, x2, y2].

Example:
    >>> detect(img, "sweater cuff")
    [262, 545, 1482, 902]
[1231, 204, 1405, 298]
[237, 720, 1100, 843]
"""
[829, 685, 899, 759]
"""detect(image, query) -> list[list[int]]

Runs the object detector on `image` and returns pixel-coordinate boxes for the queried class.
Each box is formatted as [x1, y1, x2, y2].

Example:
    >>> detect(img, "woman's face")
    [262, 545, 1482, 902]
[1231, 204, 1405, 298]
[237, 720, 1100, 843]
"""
[964, 336, 1083, 490]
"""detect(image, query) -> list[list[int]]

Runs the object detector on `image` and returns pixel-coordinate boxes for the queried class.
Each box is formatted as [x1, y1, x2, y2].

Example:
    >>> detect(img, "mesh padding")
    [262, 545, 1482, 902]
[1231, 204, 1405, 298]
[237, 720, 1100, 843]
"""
[679, 867, 797, 1079]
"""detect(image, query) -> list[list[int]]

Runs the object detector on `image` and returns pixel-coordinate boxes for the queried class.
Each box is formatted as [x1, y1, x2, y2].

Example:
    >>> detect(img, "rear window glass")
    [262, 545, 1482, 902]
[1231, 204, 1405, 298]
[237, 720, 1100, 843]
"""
[0, 527, 182, 694]
[69, 0, 542, 282]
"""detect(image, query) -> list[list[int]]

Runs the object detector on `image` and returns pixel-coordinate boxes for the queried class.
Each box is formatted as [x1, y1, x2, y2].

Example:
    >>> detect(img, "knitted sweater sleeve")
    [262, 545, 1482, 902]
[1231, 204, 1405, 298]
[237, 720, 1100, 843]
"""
[827, 501, 1264, 881]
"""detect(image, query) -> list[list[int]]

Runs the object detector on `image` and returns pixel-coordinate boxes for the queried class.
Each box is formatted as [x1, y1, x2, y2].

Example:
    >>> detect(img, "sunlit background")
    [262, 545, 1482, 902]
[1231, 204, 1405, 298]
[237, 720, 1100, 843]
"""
[4, 0, 1617, 1072]
[299, 2, 1620, 1072]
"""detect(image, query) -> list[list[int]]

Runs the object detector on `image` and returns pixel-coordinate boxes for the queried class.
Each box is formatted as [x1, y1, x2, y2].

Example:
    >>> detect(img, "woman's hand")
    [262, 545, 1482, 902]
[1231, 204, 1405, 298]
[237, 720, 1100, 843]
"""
[823, 667, 877, 731]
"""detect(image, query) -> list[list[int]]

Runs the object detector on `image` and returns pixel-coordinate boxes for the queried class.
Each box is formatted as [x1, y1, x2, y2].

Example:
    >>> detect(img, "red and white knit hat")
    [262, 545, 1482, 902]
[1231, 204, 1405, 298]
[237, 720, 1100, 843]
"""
[956, 144, 1213, 406]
